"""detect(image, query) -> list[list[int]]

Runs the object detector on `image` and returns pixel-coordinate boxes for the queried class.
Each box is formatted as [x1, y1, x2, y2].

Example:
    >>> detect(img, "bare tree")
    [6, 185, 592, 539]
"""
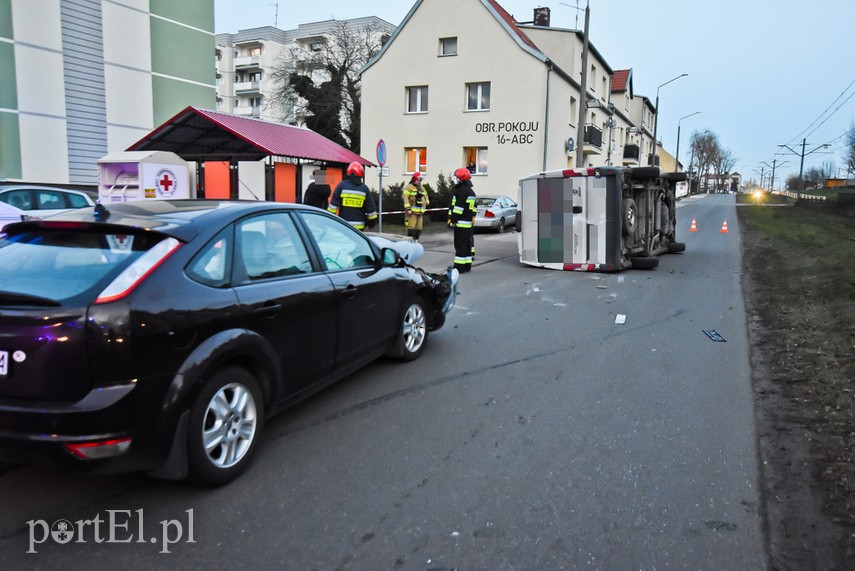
[269, 21, 389, 153]
[846, 121, 855, 178]
[712, 147, 737, 191]
[690, 130, 719, 191]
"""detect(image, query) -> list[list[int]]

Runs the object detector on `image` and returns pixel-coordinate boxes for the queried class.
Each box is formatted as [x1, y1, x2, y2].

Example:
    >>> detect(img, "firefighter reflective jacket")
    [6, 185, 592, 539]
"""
[403, 182, 429, 230]
[448, 179, 476, 228]
[328, 176, 378, 230]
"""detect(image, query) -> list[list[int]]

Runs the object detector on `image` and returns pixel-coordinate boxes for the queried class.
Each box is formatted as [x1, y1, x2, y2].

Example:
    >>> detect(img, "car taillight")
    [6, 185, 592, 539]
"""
[66, 437, 132, 460]
[95, 237, 181, 304]
[484, 210, 495, 218]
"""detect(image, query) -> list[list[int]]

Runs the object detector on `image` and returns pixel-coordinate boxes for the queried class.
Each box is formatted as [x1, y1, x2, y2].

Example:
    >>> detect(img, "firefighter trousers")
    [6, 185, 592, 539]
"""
[453, 226, 474, 272]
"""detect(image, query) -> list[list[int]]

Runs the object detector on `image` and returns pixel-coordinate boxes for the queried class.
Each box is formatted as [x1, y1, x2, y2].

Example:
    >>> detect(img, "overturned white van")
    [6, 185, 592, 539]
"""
[517, 166, 686, 271]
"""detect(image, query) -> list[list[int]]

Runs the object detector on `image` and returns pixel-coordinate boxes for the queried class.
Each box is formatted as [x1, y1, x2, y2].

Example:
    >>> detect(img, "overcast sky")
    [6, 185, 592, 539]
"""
[215, 0, 855, 184]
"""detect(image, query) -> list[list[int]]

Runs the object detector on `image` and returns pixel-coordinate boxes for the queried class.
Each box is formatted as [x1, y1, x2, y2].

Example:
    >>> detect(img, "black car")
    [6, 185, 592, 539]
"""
[0, 200, 457, 484]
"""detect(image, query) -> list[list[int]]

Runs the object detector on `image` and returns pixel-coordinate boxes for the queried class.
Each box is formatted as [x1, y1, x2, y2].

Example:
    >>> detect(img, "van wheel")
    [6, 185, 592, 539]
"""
[667, 241, 686, 253]
[622, 199, 637, 237]
[630, 255, 659, 270]
[187, 367, 264, 485]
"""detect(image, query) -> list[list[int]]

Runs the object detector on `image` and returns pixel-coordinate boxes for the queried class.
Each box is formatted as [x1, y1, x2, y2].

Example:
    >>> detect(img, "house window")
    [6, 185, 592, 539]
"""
[466, 82, 490, 111]
[589, 64, 596, 92]
[405, 147, 427, 174]
[569, 96, 578, 125]
[250, 47, 262, 57]
[464, 147, 488, 175]
[310, 42, 323, 52]
[249, 97, 262, 108]
[439, 37, 457, 56]
[407, 86, 428, 113]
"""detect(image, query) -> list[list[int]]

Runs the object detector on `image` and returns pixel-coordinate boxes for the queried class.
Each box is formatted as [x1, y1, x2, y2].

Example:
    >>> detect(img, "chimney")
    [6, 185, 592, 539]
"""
[533, 7, 551, 27]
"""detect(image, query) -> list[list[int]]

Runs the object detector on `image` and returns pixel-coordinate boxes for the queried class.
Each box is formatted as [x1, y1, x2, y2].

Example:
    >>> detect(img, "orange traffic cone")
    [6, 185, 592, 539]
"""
[720, 220, 729, 233]
[689, 218, 698, 232]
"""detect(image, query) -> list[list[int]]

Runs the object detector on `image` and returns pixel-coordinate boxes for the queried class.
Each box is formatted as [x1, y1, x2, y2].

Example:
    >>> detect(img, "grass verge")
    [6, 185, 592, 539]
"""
[738, 204, 855, 524]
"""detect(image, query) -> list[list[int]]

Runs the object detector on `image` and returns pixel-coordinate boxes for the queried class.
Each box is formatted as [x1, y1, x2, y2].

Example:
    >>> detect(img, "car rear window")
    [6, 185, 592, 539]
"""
[0, 229, 168, 303]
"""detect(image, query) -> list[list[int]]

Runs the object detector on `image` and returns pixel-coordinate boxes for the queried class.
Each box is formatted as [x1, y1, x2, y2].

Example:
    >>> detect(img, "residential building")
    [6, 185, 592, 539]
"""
[0, 0, 216, 186]
[360, 0, 673, 199]
[215, 17, 395, 125]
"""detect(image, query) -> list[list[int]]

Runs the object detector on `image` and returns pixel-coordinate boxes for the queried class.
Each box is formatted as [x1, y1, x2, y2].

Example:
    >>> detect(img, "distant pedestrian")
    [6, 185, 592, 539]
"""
[403, 172, 429, 241]
[447, 167, 476, 272]
[303, 170, 331, 209]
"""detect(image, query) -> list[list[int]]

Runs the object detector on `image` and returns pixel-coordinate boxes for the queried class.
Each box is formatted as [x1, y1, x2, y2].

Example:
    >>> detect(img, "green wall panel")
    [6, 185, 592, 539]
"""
[152, 75, 215, 125]
[150, 17, 215, 86]
[0, 0, 12, 40]
[0, 112, 22, 180]
[0, 41, 16, 109]
[150, 0, 214, 32]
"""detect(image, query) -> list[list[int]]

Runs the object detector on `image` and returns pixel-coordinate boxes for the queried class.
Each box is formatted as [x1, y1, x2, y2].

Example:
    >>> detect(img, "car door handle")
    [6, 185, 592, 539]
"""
[341, 285, 358, 299]
[255, 302, 281, 317]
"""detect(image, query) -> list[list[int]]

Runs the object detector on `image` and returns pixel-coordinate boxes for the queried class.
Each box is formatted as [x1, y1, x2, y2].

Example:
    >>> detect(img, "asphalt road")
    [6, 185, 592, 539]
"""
[0, 193, 766, 568]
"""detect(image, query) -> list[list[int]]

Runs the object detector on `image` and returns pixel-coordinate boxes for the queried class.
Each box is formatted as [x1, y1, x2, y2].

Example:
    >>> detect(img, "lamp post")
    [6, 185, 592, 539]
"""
[674, 111, 700, 172]
[650, 73, 688, 167]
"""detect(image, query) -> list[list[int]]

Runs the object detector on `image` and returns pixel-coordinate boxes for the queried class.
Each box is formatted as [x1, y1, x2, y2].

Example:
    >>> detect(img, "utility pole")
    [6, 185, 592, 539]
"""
[574, 1, 590, 168]
[777, 139, 831, 201]
[761, 159, 788, 193]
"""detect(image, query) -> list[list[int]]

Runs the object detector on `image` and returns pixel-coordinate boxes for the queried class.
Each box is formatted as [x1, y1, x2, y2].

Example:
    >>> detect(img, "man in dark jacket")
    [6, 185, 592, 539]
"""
[328, 162, 378, 231]
[447, 167, 476, 272]
[303, 170, 331, 209]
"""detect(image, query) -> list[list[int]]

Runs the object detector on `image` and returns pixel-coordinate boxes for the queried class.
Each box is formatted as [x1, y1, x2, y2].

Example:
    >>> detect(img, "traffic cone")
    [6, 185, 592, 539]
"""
[720, 220, 729, 233]
[689, 218, 698, 232]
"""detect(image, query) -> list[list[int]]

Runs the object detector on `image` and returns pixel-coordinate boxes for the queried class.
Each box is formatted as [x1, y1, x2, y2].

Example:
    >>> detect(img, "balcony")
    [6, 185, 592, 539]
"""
[583, 124, 603, 154]
[234, 56, 260, 69]
[622, 144, 640, 166]
[235, 81, 260, 94]
[235, 105, 261, 118]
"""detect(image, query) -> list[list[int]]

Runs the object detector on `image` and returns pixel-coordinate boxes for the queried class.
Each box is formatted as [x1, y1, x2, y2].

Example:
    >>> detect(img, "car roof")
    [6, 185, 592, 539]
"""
[5, 199, 314, 242]
[0, 185, 90, 195]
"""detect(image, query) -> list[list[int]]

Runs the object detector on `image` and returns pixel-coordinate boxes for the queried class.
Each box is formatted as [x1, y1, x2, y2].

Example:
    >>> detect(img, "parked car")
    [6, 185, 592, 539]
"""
[473, 195, 517, 233]
[0, 200, 458, 484]
[0, 202, 26, 232]
[0, 185, 95, 219]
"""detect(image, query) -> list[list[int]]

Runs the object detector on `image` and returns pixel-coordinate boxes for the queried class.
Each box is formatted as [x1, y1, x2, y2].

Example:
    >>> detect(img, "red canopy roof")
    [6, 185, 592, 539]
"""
[128, 106, 374, 167]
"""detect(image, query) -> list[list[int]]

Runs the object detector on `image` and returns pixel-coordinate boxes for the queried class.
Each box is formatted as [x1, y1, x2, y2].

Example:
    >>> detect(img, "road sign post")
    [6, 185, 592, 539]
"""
[376, 139, 386, 232]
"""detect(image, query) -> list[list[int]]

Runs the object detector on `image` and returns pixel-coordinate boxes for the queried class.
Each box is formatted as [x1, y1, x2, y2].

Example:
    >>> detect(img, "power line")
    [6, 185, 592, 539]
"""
[786, 78, 855, 145]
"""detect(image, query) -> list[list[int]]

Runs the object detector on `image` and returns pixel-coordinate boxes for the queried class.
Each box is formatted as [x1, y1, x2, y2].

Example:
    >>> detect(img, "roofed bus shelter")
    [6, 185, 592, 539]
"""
[127, 106, 374, 203]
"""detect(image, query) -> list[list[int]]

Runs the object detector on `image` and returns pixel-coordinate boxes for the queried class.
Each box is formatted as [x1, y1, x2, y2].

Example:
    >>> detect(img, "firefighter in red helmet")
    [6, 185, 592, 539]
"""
[447, 167, 476, 272]
[403, 171, 429, 241]
[328, 161, 378, 231]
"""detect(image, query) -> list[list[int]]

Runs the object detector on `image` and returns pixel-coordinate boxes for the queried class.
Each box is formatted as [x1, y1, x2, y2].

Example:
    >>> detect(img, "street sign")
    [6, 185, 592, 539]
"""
[381, 166, 390, 177]
[376, 139, 386, 167]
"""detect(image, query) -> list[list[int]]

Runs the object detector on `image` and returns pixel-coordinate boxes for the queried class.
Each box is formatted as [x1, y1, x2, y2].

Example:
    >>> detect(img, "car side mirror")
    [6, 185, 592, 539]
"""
[381, 247, 401, 267]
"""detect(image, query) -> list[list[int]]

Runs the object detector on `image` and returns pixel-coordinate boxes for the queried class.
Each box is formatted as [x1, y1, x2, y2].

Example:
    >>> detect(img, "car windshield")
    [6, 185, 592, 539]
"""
[0, 229, 166, 304]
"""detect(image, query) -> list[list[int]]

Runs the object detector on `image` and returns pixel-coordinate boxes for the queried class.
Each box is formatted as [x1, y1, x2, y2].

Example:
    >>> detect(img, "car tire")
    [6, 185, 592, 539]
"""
[622, 198, 637, 237]
[395, 296, 428, 361]
[497, 218, 506, 233]
[187, 366, 264, 485]
[667, 241, 686, 253]
[630, 255, 659, 270]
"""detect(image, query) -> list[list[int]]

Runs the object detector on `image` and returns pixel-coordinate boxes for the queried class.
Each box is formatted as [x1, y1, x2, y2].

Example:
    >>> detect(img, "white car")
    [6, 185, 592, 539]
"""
[0, 202, 25, 232]
[0, 185, 95, 230]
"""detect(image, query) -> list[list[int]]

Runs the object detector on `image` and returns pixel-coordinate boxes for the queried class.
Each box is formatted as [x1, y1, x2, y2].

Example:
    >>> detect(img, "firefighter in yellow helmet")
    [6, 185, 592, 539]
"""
[402, 171, 429, 241]
[447, 167, 476, 272]
[328, 162, 378, 231]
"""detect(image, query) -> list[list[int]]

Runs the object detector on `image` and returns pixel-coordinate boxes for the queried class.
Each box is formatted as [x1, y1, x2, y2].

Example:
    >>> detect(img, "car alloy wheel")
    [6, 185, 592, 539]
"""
[188, 367, 264, 485]
[398, 298, 427, 361]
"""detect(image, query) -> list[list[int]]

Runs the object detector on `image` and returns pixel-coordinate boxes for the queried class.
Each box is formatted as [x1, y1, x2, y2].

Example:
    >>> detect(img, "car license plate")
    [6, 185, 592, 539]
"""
[0, 351, 7, 378]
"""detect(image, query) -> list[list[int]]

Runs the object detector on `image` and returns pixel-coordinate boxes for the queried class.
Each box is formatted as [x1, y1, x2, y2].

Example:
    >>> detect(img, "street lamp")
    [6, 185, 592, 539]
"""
[650, 73, 688, 167]
[674, 111, 700, 173]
